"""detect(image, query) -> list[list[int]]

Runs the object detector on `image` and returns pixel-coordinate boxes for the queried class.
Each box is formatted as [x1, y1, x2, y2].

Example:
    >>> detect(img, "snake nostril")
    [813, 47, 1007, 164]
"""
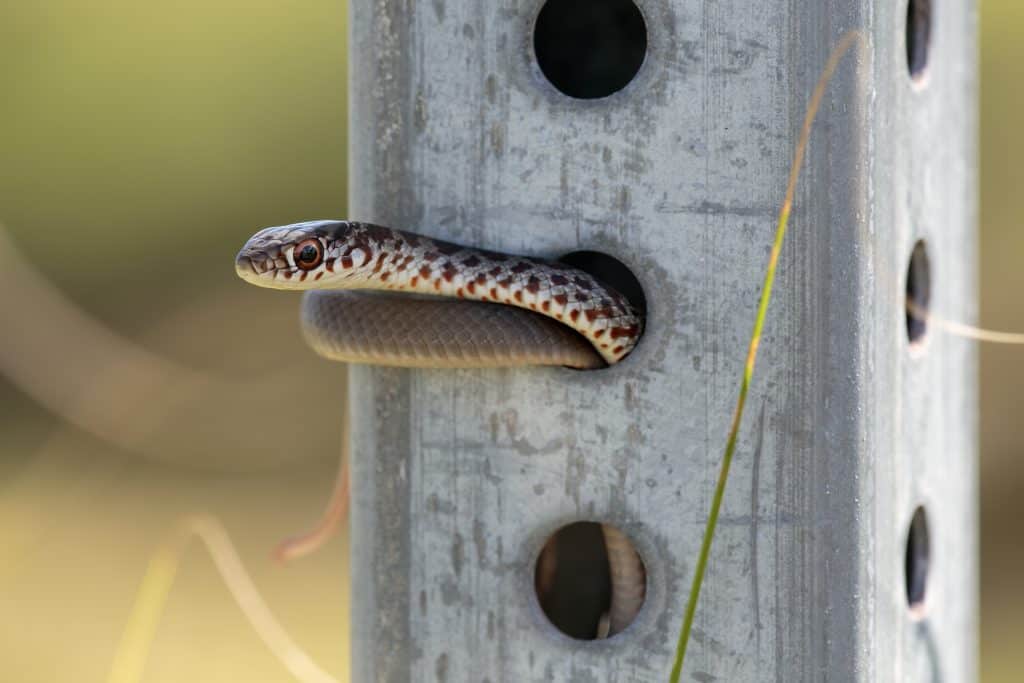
[235, 254, 269, 278]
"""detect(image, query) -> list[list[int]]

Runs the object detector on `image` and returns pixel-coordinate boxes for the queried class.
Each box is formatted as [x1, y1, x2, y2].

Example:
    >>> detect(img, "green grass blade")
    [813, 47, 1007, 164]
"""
[668, 30, 863, 683]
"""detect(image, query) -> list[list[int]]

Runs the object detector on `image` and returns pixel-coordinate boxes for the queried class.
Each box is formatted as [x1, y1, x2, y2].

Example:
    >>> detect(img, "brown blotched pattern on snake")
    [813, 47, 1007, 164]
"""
[235, 220, 642, 365]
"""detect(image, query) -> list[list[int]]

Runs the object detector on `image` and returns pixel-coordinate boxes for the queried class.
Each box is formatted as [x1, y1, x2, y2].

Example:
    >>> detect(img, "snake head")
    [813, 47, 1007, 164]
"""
[235, 220, 361, 290]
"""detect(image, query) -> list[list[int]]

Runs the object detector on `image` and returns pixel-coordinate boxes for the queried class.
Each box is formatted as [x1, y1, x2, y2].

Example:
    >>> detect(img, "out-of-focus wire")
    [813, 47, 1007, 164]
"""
[0, 223, 340, 468]
[274, 367, 350, 563]
[0, 223, 345, 680]
[107, 514, 341, 683]
[906, 300, 1024, 344]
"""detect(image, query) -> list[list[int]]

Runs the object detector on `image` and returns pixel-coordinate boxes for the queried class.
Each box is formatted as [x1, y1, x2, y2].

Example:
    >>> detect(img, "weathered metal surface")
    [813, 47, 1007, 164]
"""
[346, 1, 977, 681]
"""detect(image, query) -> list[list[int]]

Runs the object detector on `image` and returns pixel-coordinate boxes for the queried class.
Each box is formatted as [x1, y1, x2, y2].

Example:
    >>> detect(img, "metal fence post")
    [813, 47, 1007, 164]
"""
[346, 0, 977, 680]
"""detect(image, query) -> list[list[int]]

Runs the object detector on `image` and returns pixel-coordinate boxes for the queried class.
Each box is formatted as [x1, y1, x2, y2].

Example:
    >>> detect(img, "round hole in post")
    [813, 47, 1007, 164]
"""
[559, 250, 647, 318]
[905, 506, 931, 617]
[533, 0, 648, 99]
[534, 521, 646, 639]
[559, 250, 647, 365]
[906, 0, 932, 83]
[905, 239, 931, 348]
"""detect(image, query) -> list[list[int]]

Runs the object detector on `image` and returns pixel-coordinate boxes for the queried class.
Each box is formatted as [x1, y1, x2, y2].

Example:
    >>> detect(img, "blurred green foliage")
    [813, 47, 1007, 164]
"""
[0, 0, 349, 464]
[0, 0, 347, 309]
[0, 2, 350, 681]
[980, 2, 1024, 682]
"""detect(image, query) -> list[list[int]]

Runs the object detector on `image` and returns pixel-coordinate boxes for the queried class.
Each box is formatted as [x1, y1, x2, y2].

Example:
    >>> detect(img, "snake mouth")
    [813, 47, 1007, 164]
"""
[234, 253, 262, 281]
[235, 251, 283, 286]
[235, 252, 309, 290]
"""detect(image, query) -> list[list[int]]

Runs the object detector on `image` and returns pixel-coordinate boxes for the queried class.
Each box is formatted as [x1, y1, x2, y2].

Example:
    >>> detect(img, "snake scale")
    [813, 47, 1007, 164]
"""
[236, 219, 646, 637]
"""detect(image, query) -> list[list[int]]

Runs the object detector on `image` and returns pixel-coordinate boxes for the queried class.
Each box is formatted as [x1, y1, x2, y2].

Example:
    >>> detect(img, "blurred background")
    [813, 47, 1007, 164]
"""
[0, 1, 1020, 681]
[0, 2, 349, 682]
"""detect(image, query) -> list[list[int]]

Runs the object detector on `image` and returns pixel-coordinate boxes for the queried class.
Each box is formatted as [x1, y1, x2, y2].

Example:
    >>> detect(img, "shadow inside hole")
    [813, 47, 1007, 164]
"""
[905, 240, 931, 346]
[533, 0, 647, 99]
[905, 506, 930, 615]
[535, 521, 647, 639]
[559, 250, 647, 319]
[906, 0, 932, 81]
[535, 522, 611, 639]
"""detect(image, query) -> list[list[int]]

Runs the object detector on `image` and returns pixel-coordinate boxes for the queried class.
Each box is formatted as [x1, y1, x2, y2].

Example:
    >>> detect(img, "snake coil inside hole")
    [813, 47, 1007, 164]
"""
[535, 521, 647, 640]
[559, 250, 647, 361]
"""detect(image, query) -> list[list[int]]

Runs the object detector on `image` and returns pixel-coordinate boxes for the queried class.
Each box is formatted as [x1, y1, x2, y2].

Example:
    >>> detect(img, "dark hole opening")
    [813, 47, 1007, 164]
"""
[905, 506, 930, 615]
[905, 240, 931, 346]
[906, 0, 932, 81]
[533, 0, 648, 99]
[534, 521, 645, 639]
[559, 250, 647, 319]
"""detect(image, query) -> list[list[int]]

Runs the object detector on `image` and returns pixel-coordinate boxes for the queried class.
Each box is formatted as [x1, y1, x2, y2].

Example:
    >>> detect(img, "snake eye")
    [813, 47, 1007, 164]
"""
[294, 239, 323, 270]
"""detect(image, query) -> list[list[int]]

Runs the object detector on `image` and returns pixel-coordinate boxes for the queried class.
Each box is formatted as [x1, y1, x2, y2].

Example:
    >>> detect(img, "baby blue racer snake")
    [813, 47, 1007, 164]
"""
[236, 219, 646, 637]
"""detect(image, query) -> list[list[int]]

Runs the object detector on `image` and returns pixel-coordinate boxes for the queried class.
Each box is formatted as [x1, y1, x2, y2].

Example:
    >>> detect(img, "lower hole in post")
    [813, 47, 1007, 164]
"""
[905, 506, 931, 617]
[905, 240, 931, 348]
[534, 521, 646, 639]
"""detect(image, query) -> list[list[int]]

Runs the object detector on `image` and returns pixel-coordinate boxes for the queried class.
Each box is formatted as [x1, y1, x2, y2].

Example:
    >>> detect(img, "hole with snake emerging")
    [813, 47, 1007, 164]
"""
[557, 250, 647, 367]
[534, 521, 646, 639]
[533, 0, 647, 99]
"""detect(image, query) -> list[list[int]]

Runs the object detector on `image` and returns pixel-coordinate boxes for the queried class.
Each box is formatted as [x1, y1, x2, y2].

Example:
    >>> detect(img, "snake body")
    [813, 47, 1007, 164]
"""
[236, 219, 646, 636]
[301, 292, 605, 369]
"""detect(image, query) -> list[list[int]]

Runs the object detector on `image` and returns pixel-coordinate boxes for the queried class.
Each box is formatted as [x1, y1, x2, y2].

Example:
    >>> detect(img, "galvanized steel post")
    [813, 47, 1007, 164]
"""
[346, 0, 977, 680]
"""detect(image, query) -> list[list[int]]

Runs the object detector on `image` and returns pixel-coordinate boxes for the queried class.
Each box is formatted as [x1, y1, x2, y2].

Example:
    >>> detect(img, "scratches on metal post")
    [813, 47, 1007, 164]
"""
[750, 399, 768, 657]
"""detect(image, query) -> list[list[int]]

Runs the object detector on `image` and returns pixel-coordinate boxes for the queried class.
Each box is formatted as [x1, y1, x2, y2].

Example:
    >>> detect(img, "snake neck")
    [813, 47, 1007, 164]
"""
[320, 223, 640, 364]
